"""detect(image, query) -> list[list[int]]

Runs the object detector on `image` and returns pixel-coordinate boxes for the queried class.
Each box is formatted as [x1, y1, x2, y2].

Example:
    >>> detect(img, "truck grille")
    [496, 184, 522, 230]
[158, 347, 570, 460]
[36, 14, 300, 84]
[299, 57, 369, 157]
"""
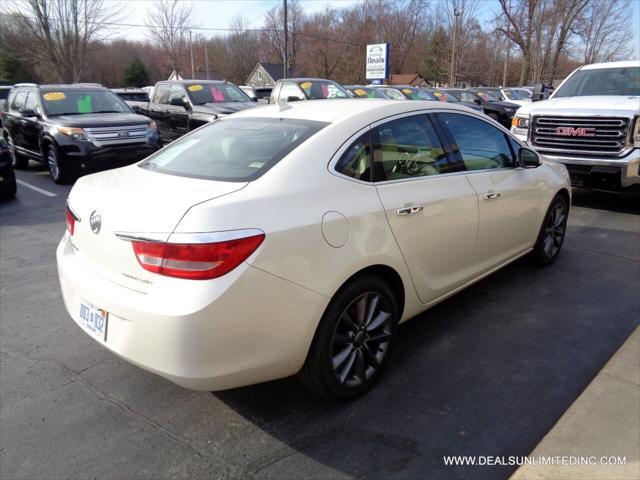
[530, 116, 630, 157]
[84, 124, 148, 146]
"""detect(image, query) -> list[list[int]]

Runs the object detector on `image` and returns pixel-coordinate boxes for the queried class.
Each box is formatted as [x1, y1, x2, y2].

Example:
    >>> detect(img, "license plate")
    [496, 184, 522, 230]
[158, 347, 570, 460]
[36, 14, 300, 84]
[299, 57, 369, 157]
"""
[77, 301, 108, 342]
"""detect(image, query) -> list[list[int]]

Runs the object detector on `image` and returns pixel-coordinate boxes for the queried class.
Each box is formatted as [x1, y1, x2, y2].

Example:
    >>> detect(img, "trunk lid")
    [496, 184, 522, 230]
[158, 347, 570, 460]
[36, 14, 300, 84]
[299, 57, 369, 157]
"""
[67, 165, 246, 292]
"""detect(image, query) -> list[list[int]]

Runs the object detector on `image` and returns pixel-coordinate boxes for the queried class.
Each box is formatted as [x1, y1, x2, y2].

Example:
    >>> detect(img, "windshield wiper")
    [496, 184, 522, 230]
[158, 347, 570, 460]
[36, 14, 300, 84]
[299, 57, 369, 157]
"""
[93, 110, 121, 113]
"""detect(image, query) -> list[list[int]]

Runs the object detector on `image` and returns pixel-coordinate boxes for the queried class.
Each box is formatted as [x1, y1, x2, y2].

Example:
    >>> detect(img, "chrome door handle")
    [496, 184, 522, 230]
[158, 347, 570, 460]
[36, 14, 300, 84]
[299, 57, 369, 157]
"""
[483, 192, 501, 200]
[396, 205, 424, 216]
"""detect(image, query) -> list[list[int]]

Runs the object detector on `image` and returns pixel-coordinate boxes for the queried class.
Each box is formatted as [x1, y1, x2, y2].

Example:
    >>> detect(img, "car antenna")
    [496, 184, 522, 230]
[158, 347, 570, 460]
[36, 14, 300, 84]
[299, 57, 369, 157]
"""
[275, 99, 293, 111]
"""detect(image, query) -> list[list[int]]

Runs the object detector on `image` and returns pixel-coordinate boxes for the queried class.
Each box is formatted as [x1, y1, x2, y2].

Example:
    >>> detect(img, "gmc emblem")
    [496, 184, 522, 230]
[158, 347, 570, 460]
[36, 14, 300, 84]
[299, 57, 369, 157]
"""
[555, 126, 596, 137]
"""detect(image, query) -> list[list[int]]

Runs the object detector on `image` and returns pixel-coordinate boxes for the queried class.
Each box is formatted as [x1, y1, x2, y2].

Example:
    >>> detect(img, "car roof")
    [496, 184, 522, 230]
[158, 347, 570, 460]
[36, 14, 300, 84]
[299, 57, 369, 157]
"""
[228, 98, 477, 124]
[580, 60, 639, 70]
[158, 80, 228, 85]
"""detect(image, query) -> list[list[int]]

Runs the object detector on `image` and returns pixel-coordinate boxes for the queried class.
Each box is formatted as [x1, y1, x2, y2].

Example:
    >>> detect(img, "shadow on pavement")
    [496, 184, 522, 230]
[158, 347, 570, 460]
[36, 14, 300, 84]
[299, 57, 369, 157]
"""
[215, 225, 640, 479]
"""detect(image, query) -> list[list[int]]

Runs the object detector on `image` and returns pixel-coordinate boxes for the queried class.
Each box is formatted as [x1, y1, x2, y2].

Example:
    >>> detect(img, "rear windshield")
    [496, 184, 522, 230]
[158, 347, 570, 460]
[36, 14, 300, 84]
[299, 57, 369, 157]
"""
[504, 89, 530, 100]
[139, 117, 327, 181]
[553, 67, 640, 97]
[298, 81, 349, 99]
[41, 89, 131, 115]
[186, 83, 251, 104]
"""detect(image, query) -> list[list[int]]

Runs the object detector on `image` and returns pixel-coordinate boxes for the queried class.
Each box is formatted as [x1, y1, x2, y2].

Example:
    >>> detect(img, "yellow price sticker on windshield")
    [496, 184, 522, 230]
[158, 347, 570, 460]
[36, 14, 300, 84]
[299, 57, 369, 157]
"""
[300, 82, 312, 90]
[354, 89, 367, 97]
[433, 91, 442, 97]
[43, 92, 66, 101]
[402, 88, 413, 94]
[188, 84, 203, 92]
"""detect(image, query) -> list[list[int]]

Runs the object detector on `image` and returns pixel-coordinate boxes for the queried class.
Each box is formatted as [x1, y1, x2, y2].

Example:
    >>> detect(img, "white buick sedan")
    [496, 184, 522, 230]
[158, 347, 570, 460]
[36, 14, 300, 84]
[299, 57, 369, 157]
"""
[57, 100, 571, 400]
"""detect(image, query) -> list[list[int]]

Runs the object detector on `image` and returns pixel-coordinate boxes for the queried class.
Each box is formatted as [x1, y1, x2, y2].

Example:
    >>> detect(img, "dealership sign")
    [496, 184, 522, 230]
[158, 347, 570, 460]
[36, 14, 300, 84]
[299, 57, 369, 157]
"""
[366, 43, 389, 80]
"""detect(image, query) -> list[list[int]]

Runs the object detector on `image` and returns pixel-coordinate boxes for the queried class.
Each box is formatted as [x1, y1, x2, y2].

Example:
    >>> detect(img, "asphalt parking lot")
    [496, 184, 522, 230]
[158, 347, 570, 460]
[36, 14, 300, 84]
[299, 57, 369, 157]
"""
[1, 165, 639, 480]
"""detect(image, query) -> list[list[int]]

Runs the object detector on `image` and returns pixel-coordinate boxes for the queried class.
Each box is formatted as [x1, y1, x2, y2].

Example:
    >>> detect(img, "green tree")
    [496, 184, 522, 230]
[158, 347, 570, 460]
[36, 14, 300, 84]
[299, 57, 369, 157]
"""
[123, 58, 151, 87]
[0, 53, 33, 83]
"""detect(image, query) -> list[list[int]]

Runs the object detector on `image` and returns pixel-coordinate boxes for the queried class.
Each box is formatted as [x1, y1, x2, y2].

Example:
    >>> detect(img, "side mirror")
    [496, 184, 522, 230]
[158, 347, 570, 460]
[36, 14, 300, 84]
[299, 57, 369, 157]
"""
[21, 108, 40, 118]
[286, 96, 302, 102]
[170, 97, 187, 108]
[473, 98, 482, 105]
[519, 147, 541, 168]
[532, 83, 545, 102]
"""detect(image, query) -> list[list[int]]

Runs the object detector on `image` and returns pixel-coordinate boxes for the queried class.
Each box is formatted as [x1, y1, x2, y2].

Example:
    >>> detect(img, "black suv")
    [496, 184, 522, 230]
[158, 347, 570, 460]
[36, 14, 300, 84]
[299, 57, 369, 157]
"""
[441, 89, 518, 128]
[1, 83, 159, 183]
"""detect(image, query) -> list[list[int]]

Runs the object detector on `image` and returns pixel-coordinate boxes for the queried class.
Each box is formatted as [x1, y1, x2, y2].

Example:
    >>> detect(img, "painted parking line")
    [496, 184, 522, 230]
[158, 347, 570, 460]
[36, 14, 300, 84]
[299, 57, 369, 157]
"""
[16, 179, 58, 197]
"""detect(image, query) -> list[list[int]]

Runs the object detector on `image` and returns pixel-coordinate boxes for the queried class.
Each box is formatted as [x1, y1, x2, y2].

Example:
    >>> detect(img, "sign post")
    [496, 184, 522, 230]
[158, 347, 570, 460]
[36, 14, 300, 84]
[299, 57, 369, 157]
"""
[365, 43, 389, 84]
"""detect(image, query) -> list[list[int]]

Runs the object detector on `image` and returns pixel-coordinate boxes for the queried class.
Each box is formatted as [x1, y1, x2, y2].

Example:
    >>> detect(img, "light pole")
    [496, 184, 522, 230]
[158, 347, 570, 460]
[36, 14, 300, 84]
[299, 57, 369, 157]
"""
[283, 0, 288, 78]
[189, 29, 195, 80]
[449, 7, 462, 87]
[502, 0, 511, 87]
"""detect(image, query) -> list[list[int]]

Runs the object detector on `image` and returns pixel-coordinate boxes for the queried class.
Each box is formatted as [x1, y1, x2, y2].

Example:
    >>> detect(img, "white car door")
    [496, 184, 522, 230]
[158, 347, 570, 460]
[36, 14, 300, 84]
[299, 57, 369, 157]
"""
[372, 113, 480, 305]
[436, 112, 541, 272]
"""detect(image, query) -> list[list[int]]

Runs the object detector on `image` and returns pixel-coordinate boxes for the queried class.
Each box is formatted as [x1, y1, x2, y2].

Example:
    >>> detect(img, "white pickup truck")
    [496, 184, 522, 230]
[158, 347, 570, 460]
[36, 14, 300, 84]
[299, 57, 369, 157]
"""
[511, 61, 639, 193]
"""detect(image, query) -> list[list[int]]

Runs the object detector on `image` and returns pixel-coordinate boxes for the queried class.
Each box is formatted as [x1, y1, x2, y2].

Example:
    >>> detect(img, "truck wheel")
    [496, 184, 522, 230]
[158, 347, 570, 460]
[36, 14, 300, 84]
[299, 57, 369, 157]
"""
[531, 194, 569, 266]
[6, 134, 28, 170]
[46, 144, 71, 184]
[298, 275, 399, 400]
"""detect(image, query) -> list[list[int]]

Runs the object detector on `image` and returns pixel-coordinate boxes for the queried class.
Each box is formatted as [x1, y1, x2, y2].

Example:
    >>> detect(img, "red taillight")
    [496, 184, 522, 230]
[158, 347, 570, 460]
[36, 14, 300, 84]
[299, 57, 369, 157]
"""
[65, 205, 75, 235]
[131, 234, 265, 280]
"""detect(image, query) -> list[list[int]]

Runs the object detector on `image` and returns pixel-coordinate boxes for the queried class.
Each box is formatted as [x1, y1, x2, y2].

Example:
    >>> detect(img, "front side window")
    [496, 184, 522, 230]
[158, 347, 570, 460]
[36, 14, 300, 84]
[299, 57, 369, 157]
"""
[139, 117, 327, 181]
[24, 92, 39, 112]
[458, 91, 481, 103]
[186, 83, 251, 104]
[11, 91, 27, 111]
[40, 89, 130, 115]
[439, 113, 515, 171]
[279, 83, 305, 101]
[335, 132, 371, 181]
[553, 66, 640, 97]
[372, 114, 451, 181]
[154, 84, 170, 104]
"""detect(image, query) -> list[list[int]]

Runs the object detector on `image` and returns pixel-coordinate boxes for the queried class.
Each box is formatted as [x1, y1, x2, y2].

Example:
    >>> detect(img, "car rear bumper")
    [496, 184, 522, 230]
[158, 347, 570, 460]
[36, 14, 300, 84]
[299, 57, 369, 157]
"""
[529, 149, 640, 191]
[56, 232, 328, 390]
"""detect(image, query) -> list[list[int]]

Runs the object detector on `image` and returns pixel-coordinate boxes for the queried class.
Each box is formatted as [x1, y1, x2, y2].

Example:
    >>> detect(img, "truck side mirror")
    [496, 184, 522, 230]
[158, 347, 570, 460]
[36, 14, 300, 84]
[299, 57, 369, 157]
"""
[170, 97, 188, 108]
[532, 84, 545, 102]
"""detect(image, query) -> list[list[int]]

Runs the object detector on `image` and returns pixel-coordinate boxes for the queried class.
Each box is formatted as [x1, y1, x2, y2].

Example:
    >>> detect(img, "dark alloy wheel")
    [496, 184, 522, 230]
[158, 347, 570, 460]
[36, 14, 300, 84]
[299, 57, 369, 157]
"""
[6, 134, 28, 169]
[46, 144, 71, 184]
[531, 194, 569, 265]
[298, 275, 399, 400]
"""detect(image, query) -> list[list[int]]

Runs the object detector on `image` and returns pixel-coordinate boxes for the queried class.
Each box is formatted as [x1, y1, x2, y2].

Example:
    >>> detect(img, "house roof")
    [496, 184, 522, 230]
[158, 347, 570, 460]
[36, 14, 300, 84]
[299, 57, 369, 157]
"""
[389, 73, 426, 86]
[256, 63, 306, 82]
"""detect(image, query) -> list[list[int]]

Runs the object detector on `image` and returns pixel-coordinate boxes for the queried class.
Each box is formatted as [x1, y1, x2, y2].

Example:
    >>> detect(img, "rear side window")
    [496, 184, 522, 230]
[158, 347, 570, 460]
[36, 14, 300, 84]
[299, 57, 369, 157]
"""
[335, 132, 371, 181]
[439, 113, 515, 170]
[139, 117, 327, 181]
[372, 114, 453, 181]
[11, 91, 27, 111]
[153, 84, 170, 104]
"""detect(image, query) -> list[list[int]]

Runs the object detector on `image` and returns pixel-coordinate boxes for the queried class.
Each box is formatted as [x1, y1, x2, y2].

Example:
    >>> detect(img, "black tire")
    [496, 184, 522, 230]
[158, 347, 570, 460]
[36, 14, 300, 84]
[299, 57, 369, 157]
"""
[5, 133, 28, 170]
[45, 143, 72, 184]
[531, 194, 569, 266]
[298, 275, 399, 401]
[0, 170, 17, 199]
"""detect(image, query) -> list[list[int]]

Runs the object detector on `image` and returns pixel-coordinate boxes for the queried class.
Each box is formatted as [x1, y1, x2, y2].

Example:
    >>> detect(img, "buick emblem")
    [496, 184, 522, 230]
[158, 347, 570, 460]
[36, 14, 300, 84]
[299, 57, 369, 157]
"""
[89, 210, 101, 234]
[117, 131, 129, 138]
